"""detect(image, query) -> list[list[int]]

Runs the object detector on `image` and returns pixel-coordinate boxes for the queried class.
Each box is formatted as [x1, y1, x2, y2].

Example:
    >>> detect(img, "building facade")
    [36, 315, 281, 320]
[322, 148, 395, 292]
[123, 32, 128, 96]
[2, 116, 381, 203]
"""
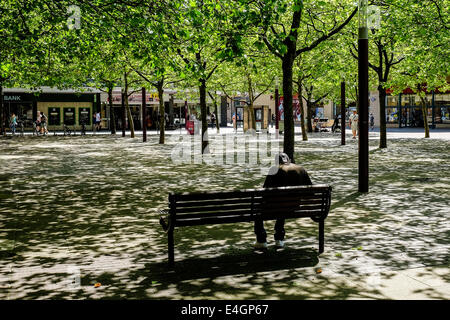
[2, 88, 101, 131]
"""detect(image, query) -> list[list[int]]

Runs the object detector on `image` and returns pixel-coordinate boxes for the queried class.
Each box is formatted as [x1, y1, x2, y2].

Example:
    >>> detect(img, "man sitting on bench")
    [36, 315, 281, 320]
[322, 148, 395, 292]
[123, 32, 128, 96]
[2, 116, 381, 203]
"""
[254, 153, 313, 249]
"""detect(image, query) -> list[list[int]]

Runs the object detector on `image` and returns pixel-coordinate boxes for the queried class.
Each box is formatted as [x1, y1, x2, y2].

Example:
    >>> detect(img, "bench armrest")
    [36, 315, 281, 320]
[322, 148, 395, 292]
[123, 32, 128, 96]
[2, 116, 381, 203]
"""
[159, 210, 172, 232]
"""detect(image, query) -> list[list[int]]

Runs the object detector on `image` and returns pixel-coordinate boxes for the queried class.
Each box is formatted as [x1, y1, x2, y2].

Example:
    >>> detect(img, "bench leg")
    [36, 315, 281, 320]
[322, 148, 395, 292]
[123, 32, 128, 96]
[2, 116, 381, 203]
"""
[168, 229, 175, 267]
[319, 220, 324, 254]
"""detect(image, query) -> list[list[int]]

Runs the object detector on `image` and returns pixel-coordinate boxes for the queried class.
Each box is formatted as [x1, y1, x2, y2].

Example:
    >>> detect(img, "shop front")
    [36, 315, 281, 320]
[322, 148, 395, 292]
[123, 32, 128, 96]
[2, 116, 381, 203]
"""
[242, 105, 269, 132]
[386, 91, 450, 129]
[2, 88, 100, 132]
[108, 91, 161, 131]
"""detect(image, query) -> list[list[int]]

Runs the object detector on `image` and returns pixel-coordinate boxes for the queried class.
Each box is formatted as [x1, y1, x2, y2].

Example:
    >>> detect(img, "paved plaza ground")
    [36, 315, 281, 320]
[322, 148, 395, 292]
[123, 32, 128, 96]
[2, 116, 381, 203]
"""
[0, 127, 449, 299]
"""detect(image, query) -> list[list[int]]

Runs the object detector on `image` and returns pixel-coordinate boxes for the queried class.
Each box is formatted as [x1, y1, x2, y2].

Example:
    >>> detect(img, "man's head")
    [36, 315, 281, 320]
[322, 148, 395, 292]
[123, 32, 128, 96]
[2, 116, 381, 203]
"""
[268, 152, 291, 175]
[278, 152, 290, 165]
[353, 110, 357, 114]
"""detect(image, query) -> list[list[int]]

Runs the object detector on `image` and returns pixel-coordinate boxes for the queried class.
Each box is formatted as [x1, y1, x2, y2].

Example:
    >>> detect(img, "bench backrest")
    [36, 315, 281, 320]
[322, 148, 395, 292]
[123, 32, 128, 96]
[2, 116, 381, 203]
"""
[169, 184, 332, 227]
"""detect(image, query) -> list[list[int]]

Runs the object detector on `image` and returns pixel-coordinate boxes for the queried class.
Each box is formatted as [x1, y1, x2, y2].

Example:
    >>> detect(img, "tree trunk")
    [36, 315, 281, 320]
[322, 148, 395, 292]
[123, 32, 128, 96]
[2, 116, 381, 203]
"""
[157, 82, 165, 144]
[214, 101, 219, 133]
[108, 87, 116, 134]
[208, 92, 220, 133]
[248, 104, 256, 131]
[307, 101, 313, 133]
[420, 96, 430, 138]
[124, 72, 135, 138]
[247, 73, 256, 131]
[199, 79, 209, 154]
[378, 85, 387, 148]
[282, 56, 295, 162]
[297, 80, 308, 141]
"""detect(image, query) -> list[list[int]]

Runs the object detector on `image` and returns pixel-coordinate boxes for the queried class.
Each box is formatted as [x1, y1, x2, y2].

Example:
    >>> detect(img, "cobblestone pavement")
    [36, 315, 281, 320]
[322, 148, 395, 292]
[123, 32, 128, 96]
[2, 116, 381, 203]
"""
[0, 128, 448, 299]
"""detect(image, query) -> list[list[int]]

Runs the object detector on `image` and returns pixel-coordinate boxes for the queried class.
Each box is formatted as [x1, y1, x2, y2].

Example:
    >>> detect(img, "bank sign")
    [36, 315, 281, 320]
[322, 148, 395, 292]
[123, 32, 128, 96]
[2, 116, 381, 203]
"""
[3, 95, 21, 101]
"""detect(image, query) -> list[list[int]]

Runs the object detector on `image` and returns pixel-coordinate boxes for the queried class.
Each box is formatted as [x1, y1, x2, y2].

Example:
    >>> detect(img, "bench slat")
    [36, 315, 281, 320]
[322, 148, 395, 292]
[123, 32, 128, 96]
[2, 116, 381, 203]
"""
[175, 214, 255, 226]
[174, 203, 255, 214]
[174, 197, 326, 209]
[170, 185, 331, 202]
[173, 206, 324, 221]
[175, 198, 254, 208]
[175, 209, 255, 221]
[174, 210, 325, 227]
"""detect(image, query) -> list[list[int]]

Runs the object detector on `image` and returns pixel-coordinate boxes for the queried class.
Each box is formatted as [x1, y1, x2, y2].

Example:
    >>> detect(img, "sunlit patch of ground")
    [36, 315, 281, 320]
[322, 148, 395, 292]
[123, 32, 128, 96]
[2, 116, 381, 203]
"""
[0, 129, 448, 299]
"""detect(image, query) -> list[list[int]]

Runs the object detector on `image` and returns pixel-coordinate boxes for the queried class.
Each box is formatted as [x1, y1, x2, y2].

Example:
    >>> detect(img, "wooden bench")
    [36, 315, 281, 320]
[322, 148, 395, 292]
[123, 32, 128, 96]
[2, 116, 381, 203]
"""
[160, 184, 332, 266]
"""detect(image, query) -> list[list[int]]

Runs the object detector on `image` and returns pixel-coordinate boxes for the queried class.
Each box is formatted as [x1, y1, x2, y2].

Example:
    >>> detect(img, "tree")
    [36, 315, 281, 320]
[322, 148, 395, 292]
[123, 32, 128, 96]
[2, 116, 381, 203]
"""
[166, 0, 251, 153]
[387, 0, 449, 138]
[348, 1, 407, 148]
[240, 0, 357, 161]
[0, 0, 70, 134]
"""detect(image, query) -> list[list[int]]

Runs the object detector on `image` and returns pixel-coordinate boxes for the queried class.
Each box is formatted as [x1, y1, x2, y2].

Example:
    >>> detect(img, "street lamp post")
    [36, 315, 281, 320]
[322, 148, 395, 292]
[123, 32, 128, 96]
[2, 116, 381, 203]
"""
[121, 91, 126, 137]
[358, 0, 369, 193]
[341, 80, 346, 146]
[275, 76, 279, 139]
[142, 87, 147, 142]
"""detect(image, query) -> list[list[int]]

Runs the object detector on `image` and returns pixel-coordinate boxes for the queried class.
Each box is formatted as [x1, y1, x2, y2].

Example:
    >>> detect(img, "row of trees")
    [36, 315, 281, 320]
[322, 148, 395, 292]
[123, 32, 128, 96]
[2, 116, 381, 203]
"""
[1, 0, 448, 160]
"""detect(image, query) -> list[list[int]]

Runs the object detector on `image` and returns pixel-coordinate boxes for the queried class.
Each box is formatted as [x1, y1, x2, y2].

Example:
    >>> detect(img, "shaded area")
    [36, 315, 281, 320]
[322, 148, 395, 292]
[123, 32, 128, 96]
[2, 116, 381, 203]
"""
[0, 132, 449, 299]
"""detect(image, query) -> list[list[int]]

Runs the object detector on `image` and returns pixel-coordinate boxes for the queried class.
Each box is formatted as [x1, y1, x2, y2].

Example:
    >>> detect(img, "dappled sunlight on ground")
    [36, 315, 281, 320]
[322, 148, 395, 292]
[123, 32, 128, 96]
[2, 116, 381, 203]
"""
[0, 130, 448, 299]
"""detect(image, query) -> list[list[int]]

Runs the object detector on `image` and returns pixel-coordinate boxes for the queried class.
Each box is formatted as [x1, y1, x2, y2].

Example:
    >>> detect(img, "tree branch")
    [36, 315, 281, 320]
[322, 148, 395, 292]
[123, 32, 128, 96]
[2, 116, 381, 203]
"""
[296, 7, 357, 57]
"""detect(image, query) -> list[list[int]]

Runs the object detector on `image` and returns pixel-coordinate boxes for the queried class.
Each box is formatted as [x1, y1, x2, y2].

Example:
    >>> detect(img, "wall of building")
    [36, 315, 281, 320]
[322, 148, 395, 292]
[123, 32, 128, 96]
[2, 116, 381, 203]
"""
[38, 101, 93, 130]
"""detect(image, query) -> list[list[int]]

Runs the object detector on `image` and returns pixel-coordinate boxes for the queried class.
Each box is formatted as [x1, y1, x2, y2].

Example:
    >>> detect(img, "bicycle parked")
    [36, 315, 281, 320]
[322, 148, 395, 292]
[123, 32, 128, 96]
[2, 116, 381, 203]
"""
[33, 120, 41, 136]
[63, 123, 73, 136]
[80, 120, 86, 135]
[16, 118, 25, 136]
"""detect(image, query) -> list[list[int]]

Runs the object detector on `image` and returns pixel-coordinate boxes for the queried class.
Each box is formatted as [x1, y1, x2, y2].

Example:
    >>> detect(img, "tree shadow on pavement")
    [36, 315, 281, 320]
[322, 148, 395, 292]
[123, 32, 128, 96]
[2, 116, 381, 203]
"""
[145, 247, 319, 283]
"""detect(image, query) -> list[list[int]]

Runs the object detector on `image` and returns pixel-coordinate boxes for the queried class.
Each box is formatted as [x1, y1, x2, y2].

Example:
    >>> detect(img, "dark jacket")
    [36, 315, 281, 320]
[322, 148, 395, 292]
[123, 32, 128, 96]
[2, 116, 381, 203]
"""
[263, 163, 312, 188]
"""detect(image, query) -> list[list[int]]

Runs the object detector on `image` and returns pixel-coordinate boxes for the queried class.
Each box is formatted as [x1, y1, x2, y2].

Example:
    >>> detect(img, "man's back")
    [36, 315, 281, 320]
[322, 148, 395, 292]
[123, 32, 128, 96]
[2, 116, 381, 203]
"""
[263, 163, 312, 188]
[254, 154, 313, 248]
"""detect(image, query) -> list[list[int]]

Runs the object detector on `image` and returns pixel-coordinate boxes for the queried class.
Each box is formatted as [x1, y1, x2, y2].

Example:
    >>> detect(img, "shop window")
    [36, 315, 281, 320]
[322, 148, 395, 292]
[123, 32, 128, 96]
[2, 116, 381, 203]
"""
[386, 108, 398, 123]
[387, 96, 398, 107]
[63, 107, 75, 125]
[79, 107, 91, 125]
[440, 107, 450, 124]
[401, 95, 415, 106]
[48, 107, 61, 126]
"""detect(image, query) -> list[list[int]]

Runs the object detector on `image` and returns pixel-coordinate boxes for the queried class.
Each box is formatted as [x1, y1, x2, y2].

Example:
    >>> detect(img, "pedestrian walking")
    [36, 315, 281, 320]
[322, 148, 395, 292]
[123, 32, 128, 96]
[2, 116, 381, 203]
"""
[349, 110, 358, 139]
[35, 111, 42, 134]
[10, 113, 17, 135]
[95, 111, 101, 131]
[232, 113, 237, 132]
[210, 112, 216, 128]
[40, 111, 48, 135]
[370, 113, 375, 131]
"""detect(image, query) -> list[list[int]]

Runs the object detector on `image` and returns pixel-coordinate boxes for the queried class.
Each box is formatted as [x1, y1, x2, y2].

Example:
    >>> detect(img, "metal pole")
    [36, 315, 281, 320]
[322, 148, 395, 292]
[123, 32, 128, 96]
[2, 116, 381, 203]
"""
[0, 86, 4, 136]
[358, 0, 369, 193]
[275, 87, 279, 138]
[142, 87, 147, 142]
[121, 92, 126, 137]
[431, 90, 435, 129]
[184, 100, 188, 133]
[341, 81, 346, 145]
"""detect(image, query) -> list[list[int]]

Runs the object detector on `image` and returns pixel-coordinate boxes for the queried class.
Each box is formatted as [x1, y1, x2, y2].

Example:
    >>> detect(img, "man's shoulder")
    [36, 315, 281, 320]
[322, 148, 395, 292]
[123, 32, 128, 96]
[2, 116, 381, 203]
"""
[281, 163, 307, 173]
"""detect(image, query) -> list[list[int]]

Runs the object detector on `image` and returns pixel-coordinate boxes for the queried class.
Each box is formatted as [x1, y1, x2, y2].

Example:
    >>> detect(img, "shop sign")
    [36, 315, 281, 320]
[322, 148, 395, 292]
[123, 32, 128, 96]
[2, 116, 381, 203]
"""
[4, 95, 21, 101]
